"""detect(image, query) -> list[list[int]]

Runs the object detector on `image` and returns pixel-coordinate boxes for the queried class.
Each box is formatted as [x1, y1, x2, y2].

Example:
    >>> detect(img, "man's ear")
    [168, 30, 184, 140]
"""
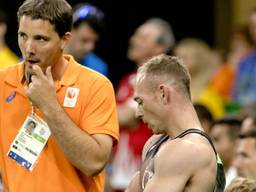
[159, 84, 171, 105]
[61, 32, 72, 50]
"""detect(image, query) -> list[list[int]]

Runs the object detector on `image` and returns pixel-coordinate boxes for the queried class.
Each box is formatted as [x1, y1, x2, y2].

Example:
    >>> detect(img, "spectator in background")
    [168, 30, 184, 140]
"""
[211, 24, 254, 111]
[227, 25, 254, 73]
[174, 38, 224, 119]
[232, 7, 256, 106]
[210, 116, 242, 187]
[65, 3, 108, 76]
[225, 177, 256, 192]
[109, 18, 175, 192]
[194, 103, 214, 133]
[233, 116, 256, 179]
[0, 9, 19, 69]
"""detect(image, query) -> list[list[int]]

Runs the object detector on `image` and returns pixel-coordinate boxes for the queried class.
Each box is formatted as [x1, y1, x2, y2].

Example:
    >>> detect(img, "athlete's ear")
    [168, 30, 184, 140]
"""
[159, 84, 171, 105]
[61, 32, 72, 50]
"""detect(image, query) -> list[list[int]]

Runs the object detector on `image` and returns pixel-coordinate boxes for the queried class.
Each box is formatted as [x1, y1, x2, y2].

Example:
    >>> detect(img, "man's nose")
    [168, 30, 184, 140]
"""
[25, 39, 36, 55]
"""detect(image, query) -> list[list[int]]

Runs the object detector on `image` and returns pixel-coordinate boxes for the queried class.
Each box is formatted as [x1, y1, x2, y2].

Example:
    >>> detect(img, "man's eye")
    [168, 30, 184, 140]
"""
[19, 33, 27, 40]
[35, 36, 49, 41]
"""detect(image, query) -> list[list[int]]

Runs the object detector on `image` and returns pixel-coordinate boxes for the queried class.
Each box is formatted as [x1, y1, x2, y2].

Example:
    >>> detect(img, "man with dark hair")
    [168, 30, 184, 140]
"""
[0, 0, 119, 191]
[65, 3, 108, 76]
[232, 7, 256, 105]
[233, 116, 256, 179]
[126, 54, 225, 192]
[210, 116, 242, 187]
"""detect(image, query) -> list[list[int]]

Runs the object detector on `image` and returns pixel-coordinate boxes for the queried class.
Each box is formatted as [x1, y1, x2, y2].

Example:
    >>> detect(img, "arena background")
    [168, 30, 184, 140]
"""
[0, 0, 255, 87]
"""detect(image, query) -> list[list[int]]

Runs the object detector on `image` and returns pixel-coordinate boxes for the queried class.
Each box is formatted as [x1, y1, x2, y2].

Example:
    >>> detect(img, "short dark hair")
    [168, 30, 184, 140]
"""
[17, 0, 72, 37]
[27, 120, 36, 128]
[213, 116, 242, 140]
[194, 103, 214, 124]
[72, 3, 104, 35]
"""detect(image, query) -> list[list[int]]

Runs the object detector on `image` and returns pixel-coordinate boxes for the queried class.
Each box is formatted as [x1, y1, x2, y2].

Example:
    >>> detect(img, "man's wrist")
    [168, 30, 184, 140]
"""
[41, 100, 63, 119]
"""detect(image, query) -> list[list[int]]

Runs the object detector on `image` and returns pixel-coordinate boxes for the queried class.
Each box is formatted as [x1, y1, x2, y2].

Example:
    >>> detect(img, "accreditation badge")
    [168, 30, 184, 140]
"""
[7, 114, 51, 171]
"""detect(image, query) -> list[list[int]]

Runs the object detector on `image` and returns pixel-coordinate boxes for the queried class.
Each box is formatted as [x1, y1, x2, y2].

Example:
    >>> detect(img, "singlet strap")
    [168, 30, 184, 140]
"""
[145, 134, 169, 159]
[174, 128, 217, 155]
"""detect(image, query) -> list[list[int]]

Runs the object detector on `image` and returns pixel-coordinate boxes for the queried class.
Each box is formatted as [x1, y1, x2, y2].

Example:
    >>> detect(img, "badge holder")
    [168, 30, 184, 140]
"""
[7, 105, 51, 171]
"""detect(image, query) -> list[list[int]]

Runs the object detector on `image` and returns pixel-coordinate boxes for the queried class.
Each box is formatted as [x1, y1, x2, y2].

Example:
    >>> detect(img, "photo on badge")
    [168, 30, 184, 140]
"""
[25, 120, 37, 136]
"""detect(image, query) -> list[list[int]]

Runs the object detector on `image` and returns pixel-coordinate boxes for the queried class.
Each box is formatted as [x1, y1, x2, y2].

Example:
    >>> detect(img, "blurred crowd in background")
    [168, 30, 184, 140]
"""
[1, 0, 256, 191]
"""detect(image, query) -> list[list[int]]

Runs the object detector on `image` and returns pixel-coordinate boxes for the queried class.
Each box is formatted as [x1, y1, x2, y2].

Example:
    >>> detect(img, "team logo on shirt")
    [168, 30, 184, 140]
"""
[63, 87, 80, 108]
[5, 91, 16, 103]
[67, 88, 77, 99]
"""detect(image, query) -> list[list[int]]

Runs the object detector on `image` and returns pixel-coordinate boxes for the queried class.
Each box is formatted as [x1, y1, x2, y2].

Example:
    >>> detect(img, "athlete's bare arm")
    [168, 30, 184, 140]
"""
[143, 135, 217, 192]
[126, 135, 163, 192]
